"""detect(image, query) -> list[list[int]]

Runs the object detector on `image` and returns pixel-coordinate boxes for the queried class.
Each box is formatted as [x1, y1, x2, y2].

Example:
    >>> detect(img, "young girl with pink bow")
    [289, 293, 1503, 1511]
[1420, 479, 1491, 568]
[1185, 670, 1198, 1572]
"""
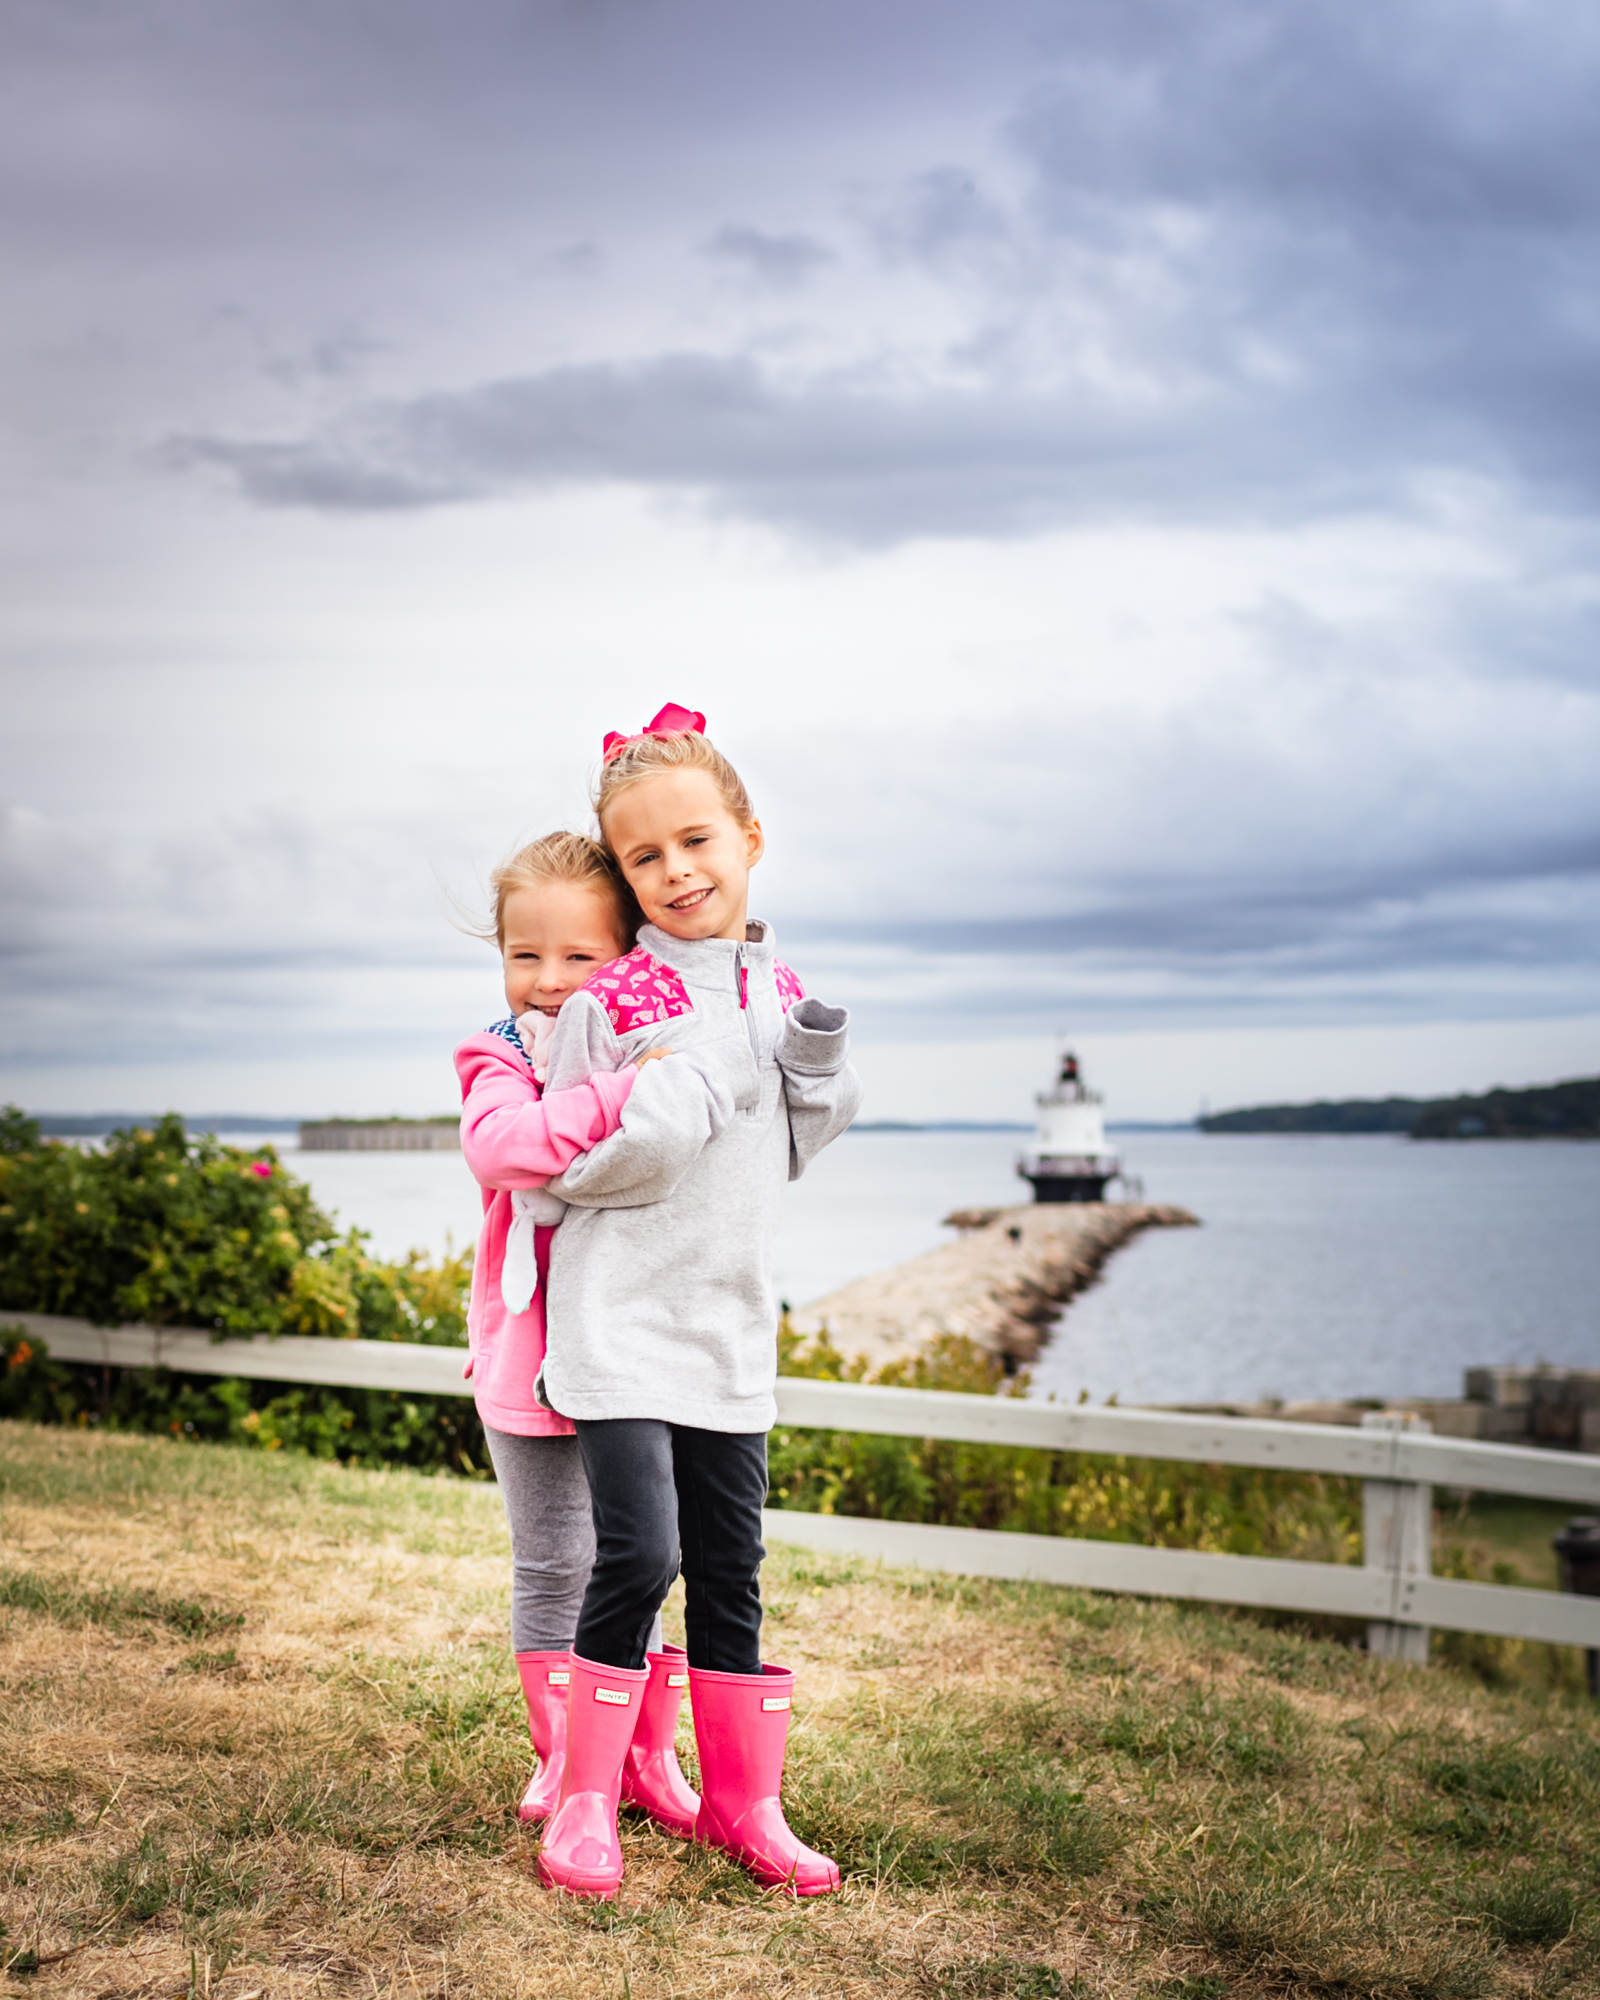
[533, 707, 861, 1901]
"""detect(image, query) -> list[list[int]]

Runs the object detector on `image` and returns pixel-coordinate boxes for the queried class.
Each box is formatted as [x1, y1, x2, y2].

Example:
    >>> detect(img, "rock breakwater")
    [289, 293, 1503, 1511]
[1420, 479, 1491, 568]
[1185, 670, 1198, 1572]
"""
[787, 1201, 1198, 1372]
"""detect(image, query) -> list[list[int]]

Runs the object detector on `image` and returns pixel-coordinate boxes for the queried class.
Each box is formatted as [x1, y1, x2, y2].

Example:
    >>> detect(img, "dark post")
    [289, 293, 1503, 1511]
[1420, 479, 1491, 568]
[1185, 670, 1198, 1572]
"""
[1552, 1517, 1600, 1699]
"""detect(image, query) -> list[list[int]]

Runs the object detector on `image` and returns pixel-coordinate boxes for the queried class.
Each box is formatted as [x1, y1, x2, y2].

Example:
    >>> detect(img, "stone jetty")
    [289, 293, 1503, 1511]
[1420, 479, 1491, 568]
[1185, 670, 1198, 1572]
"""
[299, 1119, 459, 1152]
[787, 1201, 1198, 1372]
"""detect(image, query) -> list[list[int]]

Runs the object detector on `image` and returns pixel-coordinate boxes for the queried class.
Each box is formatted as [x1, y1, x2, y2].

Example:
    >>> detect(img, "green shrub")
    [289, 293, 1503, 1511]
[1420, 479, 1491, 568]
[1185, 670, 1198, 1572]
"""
[0, 1107, 468, 1343]
[771, 1323, 1362, 1560]
[0, 1106, 483, 1472]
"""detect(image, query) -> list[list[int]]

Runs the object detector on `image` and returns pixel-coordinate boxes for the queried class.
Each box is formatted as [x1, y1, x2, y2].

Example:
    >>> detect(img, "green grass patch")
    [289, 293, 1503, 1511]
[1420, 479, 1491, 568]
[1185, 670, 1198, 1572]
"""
[1098, 1681, 1306, 1779]
[792, 1685, 1123, 1886]
[1156, 1877, 1495, 1998]
[0, 1565, 244, 1639]
[1476, 1872, 1578, 1948]
[934, 1959, 1066, 1997]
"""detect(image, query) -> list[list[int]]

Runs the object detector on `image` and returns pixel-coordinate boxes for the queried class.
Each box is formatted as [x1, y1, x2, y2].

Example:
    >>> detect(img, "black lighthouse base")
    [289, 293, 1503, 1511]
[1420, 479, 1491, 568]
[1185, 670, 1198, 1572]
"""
[1022, 1172, 1114, 1204]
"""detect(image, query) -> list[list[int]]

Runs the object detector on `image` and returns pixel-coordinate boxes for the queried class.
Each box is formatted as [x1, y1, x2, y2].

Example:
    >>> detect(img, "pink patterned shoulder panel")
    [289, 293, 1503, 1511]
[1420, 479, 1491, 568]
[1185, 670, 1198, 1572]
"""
[774, 961, 806, 1012]
[584, 949, 695, 1034]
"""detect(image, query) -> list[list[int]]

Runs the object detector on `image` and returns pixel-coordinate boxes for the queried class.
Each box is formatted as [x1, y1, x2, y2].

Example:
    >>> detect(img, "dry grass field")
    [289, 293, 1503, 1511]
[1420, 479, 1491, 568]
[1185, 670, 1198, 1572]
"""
[2, 1420, 1597, 2000]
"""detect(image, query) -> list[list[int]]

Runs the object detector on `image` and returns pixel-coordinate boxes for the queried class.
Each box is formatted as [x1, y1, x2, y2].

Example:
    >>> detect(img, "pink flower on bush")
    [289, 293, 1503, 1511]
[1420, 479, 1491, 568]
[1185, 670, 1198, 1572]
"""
[249, 1161, 273, 1179]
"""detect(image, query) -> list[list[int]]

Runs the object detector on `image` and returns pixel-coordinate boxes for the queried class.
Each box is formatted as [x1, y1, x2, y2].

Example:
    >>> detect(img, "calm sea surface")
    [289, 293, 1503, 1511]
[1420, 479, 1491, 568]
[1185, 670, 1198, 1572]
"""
[261, 1128, 1600, 1407]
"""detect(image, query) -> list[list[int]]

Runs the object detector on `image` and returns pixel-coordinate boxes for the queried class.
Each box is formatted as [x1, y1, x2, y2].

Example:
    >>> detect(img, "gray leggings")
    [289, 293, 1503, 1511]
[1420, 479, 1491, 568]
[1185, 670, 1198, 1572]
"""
[484, 1426, 663, 1656]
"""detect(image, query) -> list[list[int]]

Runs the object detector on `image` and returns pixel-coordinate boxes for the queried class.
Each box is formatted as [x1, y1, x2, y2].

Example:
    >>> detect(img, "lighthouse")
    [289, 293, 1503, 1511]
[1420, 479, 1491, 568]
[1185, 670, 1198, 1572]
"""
[1017, 1049, 1122, 1203]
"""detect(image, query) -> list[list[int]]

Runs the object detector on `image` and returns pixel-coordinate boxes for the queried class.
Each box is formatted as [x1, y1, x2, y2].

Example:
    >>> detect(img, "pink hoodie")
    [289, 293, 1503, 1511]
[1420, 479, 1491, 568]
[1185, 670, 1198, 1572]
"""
[454, 1029, 637, 1436]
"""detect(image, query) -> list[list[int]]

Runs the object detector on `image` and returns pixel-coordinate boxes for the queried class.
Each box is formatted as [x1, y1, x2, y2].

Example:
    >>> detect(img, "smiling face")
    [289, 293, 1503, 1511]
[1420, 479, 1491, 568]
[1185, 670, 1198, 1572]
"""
[500, 879, 631, 1017]
[602, 767, 764, 942]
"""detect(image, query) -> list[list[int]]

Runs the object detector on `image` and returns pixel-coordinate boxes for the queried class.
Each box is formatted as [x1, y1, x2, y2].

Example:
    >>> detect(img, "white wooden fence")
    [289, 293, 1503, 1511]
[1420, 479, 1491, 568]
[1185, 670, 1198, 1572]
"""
[12, 1310, 1600, 1658]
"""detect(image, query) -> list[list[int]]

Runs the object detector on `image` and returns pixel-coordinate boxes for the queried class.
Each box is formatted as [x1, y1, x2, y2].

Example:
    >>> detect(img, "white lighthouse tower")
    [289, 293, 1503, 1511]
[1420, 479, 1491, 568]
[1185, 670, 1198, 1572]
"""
[1017, 1049, 1122, 1203]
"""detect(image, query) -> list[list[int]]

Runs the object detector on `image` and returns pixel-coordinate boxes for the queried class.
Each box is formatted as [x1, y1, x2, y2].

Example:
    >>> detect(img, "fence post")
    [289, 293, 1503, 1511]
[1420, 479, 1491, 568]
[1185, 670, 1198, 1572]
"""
[1362, 1410, 1434, 1663]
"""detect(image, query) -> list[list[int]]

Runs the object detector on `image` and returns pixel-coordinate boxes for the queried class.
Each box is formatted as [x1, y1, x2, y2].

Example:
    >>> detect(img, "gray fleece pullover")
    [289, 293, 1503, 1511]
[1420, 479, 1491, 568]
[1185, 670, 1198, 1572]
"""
[539, 919, 860, 1431]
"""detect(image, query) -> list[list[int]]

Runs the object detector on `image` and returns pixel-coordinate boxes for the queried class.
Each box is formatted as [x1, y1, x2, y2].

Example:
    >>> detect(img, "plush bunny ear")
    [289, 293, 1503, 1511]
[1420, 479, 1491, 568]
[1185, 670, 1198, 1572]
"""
[601, 703, 707, 762]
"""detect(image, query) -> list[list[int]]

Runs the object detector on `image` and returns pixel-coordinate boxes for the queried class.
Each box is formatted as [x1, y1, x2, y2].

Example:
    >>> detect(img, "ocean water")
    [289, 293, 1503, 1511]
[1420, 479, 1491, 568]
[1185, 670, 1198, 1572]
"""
[259, 1127, 1600, 1407]
[1026, 1131, 1600, 1408]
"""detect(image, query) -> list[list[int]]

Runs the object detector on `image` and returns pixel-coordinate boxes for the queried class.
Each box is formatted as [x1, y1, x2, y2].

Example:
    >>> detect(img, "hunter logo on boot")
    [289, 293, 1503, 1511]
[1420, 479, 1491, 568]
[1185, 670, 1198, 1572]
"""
[548, 1670, 570, 1685]
[762, 1696, 791, 1711]
[666, 1672, 688, 1687]
[594, 1687, 633, 1706]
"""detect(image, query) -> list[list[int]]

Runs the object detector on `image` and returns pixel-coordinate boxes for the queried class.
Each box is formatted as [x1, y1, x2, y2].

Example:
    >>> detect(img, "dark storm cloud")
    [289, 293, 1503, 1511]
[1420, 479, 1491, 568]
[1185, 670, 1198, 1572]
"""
[168, 353, 1269, 540]
[160, 0, 1600, 546]
[809, 872, 1600, 971]
[5, 731, 1596, 1068]
[704, 226, 836, 287]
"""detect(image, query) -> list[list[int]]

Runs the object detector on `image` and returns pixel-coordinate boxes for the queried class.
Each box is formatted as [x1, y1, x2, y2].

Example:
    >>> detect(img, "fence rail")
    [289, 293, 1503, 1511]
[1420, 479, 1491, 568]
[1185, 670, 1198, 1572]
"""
[13, 1311, 1600, 1655]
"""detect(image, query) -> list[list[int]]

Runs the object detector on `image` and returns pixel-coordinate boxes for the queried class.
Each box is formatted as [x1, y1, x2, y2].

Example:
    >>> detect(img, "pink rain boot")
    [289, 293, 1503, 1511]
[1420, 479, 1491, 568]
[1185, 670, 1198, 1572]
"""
[536, 1653, 649, 1899]
[689, 1662, 840, 1897]
[513, 1651, 571, 1826]
[621, 1643, 701, 1838]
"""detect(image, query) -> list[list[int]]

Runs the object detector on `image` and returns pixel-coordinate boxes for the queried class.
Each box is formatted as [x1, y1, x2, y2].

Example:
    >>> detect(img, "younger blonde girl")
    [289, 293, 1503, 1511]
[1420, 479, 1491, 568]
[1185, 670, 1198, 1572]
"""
[453, 831, 694, 1840]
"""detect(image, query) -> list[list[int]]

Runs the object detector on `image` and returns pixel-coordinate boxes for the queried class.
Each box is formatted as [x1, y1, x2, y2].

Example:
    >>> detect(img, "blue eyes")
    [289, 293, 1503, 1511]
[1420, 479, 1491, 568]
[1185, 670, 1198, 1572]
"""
[631, 836, 707, 865]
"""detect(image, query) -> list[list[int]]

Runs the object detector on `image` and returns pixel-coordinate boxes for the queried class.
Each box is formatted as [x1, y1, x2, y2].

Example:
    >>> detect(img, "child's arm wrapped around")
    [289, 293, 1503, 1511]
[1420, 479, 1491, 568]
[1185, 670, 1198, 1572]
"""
[454, 1032, 642, 1331]
[540, 995, 737, 1209]
[455, 1036, 638, 1189]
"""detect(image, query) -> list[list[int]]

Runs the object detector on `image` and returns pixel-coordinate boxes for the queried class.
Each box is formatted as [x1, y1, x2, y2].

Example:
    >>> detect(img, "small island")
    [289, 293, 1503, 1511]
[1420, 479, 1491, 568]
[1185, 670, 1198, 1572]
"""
[1200, 1072, 1599, 1139]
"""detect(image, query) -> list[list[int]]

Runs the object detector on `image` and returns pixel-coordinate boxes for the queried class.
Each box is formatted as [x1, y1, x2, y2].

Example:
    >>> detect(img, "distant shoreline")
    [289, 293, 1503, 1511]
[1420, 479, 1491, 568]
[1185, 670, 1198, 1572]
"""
[1202, 1072, 1599, 1139]
[847, 1119, 1197, 1135]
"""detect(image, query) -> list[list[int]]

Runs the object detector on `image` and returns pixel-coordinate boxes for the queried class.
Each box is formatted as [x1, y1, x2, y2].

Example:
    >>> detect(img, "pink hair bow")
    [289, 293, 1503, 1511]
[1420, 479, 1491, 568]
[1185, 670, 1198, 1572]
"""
[601, 702, 707, 763]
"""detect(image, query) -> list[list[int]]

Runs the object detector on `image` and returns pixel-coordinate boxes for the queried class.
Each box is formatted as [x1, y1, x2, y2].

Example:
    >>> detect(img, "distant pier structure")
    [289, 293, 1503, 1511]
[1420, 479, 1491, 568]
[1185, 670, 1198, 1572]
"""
[1017, 1050, 1122, 1203]
[299, 1119, 460, 1153]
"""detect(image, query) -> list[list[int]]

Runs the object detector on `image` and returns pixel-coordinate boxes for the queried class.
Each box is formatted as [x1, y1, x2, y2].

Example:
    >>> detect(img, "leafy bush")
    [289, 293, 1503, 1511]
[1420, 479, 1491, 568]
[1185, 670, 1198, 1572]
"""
[770, 1322, 1362, 1561]
[0, 1107, 468, 1343]
[0, 1107, 483, 1472]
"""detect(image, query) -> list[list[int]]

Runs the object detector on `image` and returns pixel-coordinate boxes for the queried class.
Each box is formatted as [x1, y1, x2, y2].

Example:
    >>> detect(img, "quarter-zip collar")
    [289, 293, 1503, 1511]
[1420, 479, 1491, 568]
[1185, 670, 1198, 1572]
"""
[636, 919, 776, 995]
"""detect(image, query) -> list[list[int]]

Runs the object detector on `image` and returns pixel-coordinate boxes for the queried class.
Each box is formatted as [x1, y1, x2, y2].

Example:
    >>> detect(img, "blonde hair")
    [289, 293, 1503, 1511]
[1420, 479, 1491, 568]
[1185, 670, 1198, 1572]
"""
[592, 729, 754, 840]
[487, 830, 639, 949]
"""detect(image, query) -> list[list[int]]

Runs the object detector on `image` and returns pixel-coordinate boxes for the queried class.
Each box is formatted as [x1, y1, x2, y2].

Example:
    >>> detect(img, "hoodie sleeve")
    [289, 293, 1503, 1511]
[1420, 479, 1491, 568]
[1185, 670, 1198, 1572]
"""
[539, 992, 736, 1207]
[455, 1035, 637, 1190]
[776, 997, 862, 1180]
[546, 1046, 736, 1207]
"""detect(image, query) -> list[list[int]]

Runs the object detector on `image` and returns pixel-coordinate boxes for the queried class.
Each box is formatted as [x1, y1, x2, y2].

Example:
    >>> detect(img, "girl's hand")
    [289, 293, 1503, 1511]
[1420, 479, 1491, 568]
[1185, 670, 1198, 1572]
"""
[634, 1046, 671, 1068]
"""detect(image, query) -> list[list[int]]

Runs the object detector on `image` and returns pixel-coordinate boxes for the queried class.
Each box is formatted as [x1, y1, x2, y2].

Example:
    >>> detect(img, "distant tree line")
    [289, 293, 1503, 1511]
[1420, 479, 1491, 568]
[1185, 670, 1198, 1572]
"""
[1200, 1074, 1600, 1138]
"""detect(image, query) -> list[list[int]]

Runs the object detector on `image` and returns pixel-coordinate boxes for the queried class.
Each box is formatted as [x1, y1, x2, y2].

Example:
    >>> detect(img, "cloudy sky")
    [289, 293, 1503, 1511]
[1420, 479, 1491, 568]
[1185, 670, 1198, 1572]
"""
[3, 0, 1597, 1122]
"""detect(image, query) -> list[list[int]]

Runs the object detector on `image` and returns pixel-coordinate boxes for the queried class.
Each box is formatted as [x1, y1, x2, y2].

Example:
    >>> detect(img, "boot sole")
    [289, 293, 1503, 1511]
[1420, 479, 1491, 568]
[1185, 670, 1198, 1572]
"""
[762, 1872, 840, 1898]
[696, 1839, 840, 1897]
[536, 1860, 623, 1900]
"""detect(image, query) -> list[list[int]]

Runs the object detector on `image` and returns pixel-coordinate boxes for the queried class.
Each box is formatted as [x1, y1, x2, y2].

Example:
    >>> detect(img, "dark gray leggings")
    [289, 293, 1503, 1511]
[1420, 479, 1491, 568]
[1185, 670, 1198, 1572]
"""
[574, 1419, 768, 1674]
[483, 1429, 595, 1652]
[484, 1427, 664, 1656]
